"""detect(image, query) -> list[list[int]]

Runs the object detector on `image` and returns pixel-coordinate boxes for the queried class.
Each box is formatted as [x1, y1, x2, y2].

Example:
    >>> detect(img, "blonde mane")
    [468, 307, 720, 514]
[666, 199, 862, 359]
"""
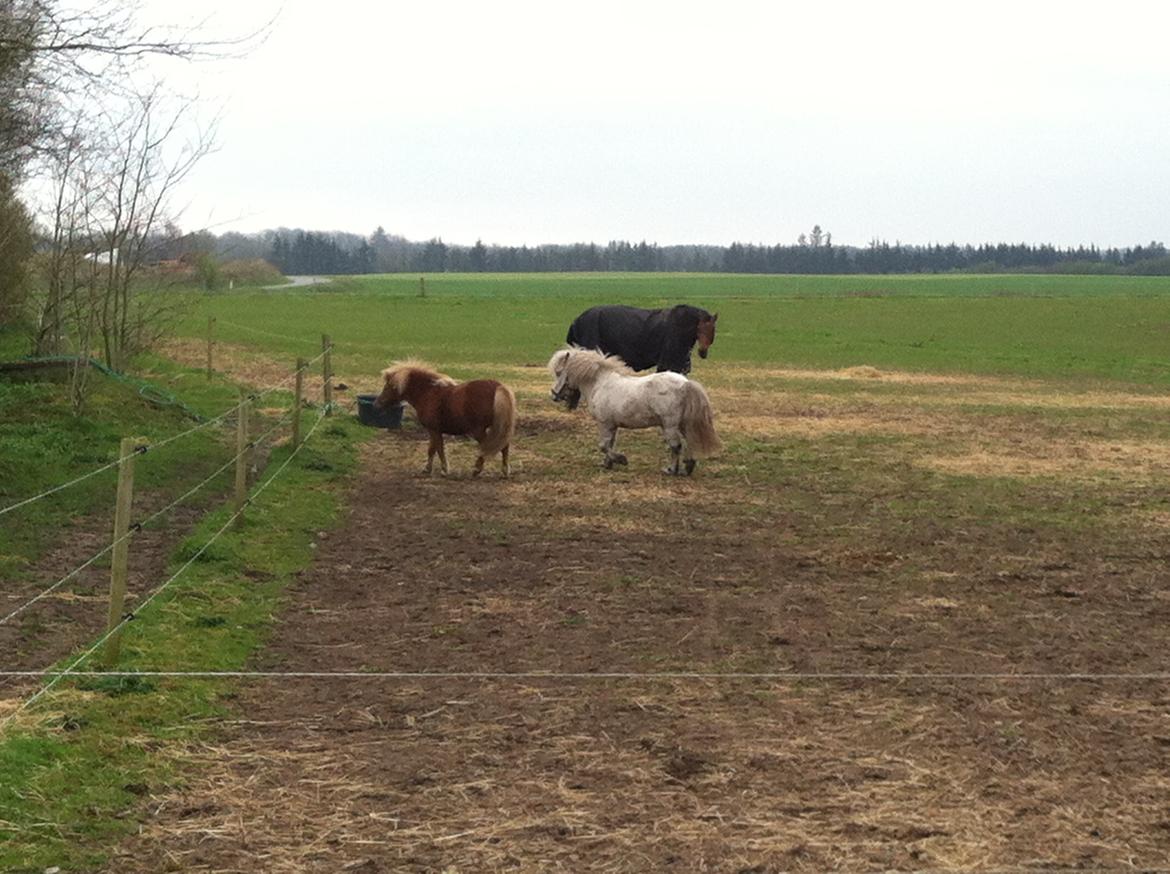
[381, 359, 457, 393]
[548, 346, 635, 386]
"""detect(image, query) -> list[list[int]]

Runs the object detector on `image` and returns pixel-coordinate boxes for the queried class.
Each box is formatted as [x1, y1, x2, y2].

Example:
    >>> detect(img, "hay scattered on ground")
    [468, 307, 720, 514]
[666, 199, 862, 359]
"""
[919, 439, 1170, 481]
[107, 680, 1170, 873]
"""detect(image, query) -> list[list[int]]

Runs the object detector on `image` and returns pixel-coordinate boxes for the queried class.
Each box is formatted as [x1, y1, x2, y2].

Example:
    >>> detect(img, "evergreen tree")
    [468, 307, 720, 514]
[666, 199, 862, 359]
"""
[470, 238, 487, 271]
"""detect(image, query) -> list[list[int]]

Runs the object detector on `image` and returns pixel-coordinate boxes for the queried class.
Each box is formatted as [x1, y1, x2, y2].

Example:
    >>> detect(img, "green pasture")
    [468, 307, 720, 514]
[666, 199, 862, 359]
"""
[0, 344, 243, 582]
[183, 272, 1170, 386]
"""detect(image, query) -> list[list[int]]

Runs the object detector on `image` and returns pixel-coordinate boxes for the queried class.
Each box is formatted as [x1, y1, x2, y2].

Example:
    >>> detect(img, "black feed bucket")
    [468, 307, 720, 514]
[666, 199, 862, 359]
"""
[356, 394, 404, 429]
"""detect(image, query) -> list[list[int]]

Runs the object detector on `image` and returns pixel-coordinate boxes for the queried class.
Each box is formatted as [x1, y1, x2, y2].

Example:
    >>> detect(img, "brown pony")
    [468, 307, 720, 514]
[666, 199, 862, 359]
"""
[374, 360, 516, 477]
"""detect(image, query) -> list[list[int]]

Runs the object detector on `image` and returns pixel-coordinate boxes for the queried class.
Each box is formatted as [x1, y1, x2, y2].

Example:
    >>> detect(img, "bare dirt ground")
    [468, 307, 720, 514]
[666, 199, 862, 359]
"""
[106, 373, 1170, 872]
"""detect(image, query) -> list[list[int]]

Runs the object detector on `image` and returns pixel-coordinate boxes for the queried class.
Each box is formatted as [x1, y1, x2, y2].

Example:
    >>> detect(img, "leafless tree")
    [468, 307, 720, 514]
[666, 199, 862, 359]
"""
[28, 87, 217, 409]
[4, 0, 260, 405]
[92, 87, 217, 371]
[1, 1, 260, 178]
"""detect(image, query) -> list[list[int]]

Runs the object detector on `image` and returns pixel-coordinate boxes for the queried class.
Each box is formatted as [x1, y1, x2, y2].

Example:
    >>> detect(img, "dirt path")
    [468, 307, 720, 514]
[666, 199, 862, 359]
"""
[261, 275, 332, 290]
[106, 421, 1170, 873]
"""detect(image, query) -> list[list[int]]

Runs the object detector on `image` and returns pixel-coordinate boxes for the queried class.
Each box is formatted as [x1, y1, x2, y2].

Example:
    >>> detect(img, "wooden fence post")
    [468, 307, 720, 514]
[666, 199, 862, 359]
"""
[233, 389, 250, 529]
[418, 275, 426, 297]
[322, 334, 333, 415]
[292, 357, 306, 449]
[103, 436, 144, 666]
[206, 317, 215, 380]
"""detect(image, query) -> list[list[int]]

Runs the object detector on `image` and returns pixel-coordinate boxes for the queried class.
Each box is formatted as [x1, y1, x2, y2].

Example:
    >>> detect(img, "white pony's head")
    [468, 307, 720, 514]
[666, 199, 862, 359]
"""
[548, 346, 632, 408]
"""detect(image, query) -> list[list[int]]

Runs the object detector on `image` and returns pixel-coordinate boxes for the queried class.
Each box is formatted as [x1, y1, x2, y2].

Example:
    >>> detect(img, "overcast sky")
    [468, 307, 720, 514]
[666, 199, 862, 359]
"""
[145, 0, 1170, 248]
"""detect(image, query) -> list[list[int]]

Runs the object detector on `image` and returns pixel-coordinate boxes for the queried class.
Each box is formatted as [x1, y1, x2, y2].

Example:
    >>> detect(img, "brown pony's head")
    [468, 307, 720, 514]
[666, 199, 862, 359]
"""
[375, 360, 453, 409]
[696, 312, 718, 359]
[373, 376, 401, 409]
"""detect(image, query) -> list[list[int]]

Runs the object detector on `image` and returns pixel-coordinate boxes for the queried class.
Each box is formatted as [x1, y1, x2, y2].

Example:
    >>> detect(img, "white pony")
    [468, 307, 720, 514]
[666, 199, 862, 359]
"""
[548, 346, 722, 475]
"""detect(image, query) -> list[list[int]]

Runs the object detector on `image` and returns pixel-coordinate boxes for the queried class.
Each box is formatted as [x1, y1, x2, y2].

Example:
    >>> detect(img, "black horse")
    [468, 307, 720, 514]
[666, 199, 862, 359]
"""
[565, 304, 718, 375]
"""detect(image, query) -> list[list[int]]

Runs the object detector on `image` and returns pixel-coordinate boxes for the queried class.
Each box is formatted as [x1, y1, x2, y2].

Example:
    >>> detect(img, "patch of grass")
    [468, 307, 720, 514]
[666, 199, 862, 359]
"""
[74, 675, 158, 697]
[0, 413, 366, 871]
[178, 272, 1170, 387]
[0, 340, 251, 581]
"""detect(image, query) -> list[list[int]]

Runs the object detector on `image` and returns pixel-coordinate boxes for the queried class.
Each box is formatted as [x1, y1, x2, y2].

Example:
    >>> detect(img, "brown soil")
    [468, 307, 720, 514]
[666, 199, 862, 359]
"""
[107, 431, 1170, 872]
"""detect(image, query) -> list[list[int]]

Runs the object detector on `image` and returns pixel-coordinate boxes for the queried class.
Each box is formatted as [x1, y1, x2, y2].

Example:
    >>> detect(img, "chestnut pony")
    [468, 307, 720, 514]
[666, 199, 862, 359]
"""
[375, 361, 516, 477]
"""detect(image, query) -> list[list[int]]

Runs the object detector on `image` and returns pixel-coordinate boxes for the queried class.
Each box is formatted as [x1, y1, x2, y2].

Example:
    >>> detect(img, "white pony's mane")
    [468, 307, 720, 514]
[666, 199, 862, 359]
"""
[548, 345, 635, 385]
[381, 359, 457, 393]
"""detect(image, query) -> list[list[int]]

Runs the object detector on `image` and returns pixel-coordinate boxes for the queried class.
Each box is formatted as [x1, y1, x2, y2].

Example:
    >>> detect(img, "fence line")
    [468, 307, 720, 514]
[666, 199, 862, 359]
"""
[215, 320, 397, 357]
[0, 398, 249, 520]
[0, 353, 322, 519]
[252, 348, 329, 402]
[145, 393, 252, 452]
[0, 410, 329, 733]
[0, 450, 140, 519]
[0, 412, 294, 628]
[215, 319, 321, 347]
[1, 669, 1167, 682]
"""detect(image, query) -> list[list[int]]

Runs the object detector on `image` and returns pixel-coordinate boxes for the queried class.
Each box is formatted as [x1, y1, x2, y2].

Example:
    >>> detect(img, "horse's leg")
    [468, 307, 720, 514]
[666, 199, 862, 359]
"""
[501, 444, 510, 478]
[598, 423, 625, 468]
[424, 431, 439, 475]
[436, 434, 449, 475]
[671, 419, 697, 475]
[608, 427, 629, 467]
[661, 423, 683, 475]
[471, 428, 488, 478]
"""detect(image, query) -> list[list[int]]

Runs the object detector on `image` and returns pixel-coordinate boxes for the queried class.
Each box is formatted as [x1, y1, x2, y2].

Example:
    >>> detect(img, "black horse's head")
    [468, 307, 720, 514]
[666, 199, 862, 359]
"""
[695, 311, 718, 359]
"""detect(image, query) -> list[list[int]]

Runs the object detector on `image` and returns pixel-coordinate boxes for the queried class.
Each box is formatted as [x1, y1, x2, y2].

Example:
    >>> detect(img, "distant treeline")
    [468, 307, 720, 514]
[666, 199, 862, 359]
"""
[200, 226, 1170, 276]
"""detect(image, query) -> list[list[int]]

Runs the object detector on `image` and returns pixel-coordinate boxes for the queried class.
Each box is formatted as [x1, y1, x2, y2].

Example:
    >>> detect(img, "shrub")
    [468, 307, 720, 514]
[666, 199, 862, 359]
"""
[219, 259, 284, 288]
[195, 253, 223, 291]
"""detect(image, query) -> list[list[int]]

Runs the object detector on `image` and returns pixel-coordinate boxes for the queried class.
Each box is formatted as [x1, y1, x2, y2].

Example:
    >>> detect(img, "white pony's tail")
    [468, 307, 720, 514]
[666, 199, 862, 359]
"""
[480, 383, 516, 457]
[680, 379, 723, 458]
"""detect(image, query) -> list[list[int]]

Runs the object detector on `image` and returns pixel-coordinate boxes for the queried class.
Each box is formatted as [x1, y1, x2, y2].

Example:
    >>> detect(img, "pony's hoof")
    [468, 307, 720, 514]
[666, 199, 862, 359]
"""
[611, 453, 628, 466]
[472, 469, 483, 478]
[662, 466, 680, 476]
[684, 459, 697, 476]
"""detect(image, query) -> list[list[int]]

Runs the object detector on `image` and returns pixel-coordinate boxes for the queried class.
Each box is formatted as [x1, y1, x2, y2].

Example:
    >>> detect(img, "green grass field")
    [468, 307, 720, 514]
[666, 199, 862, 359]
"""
[0, 347, 245, 581]
[184, 272, 1170, 386]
